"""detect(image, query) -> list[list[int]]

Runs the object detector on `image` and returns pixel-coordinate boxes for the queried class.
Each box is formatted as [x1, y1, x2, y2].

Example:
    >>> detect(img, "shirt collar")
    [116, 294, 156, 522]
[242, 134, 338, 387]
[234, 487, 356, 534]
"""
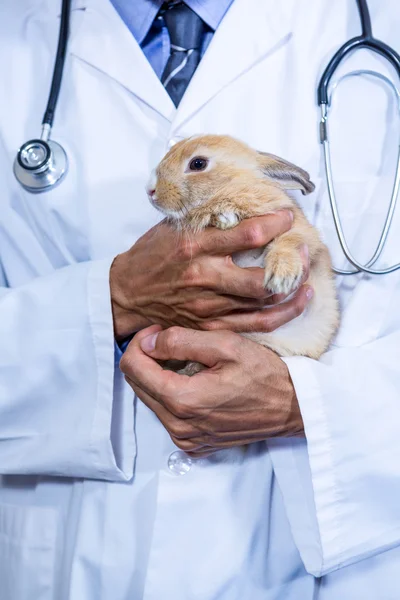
[109, 0, 235, 45]
[185, 0, 234, 30]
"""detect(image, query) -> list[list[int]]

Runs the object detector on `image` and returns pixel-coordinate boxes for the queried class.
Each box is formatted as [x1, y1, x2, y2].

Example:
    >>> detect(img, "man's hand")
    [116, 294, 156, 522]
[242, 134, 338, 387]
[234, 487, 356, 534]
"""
[110, 212, 311, 341]
[120, 325, 304, 456]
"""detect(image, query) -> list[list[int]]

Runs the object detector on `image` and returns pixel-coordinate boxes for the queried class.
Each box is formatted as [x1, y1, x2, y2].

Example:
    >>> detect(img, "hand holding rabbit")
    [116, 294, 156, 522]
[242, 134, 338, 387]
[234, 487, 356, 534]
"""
[110, 212, 311, 341]
[121, 324, 305, 456]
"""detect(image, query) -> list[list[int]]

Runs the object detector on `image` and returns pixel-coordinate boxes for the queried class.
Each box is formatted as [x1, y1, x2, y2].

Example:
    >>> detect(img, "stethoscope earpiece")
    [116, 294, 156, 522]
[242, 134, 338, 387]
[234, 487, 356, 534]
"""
[13, 138, 68, 193]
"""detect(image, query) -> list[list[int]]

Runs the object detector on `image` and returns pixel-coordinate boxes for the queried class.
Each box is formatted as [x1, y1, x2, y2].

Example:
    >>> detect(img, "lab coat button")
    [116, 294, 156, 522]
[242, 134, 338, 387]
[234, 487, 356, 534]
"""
[167, 451, 192, 476]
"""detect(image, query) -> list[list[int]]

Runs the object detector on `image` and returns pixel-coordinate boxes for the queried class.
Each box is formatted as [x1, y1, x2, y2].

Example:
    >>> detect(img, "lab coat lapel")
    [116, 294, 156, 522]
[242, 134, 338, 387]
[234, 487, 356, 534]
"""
[68, 0, 175, 122]
[173, 0, 295, 131]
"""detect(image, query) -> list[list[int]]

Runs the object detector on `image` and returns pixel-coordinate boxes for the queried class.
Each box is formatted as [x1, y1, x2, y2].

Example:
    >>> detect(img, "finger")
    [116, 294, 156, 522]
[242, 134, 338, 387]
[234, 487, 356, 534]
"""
[264, 292, 289, 305]
[202, 284, 314, 333]
[126, 324, 163, 346]
[186, 450, 217, 458]
[170, 436, 209, 452]
[128, 377, 198, 433]
[185, 439, 260, 456]
[202, 240, 309, 302]
[173, 431, 276, 455]
[196, 255, 270, 299]
[139, 326, 241, 365]
[130, 379, 305, 449]
[120, 328, 191, 402]
[185, 293, 272, 319]
[218, 248, 308, 304]
[186, 435, 279, 455]
[130, 381, 211, 449]
[198, 211, 293, 255]
[166, 424, 282, 442]
[211, 263, 270, 299]
[128, 377, 172, 419]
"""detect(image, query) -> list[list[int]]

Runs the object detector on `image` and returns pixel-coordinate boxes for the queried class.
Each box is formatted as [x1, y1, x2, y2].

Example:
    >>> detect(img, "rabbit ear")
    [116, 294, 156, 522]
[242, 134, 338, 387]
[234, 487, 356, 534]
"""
[257, 151, 315, 195]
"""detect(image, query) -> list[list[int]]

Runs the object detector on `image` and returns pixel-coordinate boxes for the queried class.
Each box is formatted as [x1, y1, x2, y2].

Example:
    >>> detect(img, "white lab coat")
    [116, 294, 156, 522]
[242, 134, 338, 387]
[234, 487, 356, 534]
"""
[0, 0, 400, 598]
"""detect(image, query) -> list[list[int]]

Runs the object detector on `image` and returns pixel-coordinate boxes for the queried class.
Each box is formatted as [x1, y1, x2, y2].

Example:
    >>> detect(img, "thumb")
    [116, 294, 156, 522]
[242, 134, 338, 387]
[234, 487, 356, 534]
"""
[140, 326, 238, 366]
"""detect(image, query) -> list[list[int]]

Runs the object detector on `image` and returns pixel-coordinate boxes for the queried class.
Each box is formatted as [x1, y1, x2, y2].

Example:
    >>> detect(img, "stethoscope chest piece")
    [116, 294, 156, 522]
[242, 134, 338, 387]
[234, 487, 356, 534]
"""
[13, 138, 68, 193]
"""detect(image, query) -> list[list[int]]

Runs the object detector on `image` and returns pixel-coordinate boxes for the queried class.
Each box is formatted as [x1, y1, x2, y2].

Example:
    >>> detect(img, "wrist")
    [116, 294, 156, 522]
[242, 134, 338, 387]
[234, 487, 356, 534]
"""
[265, 352, 304, 437]
[280, 362, 304, 437]
[110, 255, 152, 341]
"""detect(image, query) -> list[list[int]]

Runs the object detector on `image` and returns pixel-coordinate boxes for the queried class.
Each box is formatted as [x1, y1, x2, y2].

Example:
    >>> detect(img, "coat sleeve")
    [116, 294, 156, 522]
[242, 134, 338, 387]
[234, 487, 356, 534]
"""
[0, 257, 136, 480]
[269, 284, 400, 577]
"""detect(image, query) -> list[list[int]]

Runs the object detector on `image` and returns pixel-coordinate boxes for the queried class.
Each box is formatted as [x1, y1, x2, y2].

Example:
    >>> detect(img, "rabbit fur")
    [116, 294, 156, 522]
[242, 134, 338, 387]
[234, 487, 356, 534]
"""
[147, 135, 339, 371]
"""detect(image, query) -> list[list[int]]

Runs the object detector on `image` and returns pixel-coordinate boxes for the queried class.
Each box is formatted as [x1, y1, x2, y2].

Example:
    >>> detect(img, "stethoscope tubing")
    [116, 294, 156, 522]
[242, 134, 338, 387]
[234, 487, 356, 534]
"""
[318, 0, 400, 274]
[43, 0, 71, 129]
[318, 37, 400, 106]
[321, 106, 400, 275]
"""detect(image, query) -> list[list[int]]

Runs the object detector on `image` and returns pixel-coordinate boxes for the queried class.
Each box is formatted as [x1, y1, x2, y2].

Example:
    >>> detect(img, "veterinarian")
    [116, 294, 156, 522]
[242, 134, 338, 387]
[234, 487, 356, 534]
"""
[0, 1, 399, 598]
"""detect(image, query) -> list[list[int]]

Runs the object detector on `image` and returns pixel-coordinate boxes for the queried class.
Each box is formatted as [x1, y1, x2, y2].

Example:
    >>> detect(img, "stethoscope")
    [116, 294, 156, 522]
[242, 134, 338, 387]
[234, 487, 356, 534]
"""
[13, 0, 400, 275]
[13, 0, 70, 194]
[319, 0, 400, 274]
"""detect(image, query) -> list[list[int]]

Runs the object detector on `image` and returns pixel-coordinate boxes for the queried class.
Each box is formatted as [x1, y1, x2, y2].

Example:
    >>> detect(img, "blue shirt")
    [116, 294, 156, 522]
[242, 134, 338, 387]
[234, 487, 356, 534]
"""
[109, 0, 235, 79]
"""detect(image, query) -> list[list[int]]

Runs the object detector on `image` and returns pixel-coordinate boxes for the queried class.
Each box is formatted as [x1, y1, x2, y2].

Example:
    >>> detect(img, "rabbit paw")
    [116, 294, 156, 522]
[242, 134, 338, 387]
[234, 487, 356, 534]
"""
[212, 212, 240, 230]
[264, 248, 304, 295]
[177, 361, 206, 376]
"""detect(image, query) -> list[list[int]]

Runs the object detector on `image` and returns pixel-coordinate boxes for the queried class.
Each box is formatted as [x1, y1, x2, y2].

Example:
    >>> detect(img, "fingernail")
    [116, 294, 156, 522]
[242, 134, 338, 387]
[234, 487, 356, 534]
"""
[305, 286, 314, 301]
[140, 332, 159, 353]
[274, 209, 293, 222]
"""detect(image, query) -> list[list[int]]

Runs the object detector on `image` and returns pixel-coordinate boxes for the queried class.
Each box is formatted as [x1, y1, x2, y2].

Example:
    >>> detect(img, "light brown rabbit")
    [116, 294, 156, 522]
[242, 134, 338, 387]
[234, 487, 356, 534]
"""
[146, 134, 339, 368]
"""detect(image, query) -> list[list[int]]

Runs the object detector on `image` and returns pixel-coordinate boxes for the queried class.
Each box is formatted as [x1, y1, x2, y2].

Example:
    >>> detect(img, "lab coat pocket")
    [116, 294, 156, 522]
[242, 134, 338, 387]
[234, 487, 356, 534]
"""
[0, 503, 58, 600]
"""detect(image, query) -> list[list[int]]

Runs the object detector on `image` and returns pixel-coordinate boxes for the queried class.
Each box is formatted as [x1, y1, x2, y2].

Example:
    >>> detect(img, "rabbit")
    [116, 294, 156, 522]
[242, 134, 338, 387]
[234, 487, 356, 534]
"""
[146, 134, 339, 373]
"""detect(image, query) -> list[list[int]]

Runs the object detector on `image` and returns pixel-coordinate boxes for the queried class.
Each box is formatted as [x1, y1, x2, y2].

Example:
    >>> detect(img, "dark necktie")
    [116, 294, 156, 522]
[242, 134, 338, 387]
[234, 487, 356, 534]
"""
[160, 2, 208, 106]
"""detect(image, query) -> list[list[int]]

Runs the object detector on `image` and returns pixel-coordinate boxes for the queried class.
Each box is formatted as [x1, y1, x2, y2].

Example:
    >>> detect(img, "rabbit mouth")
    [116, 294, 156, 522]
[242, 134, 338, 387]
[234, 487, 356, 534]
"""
[147, 189, 159, 206]
[146, 185, 184, 221]
[148, 195, 185, 221]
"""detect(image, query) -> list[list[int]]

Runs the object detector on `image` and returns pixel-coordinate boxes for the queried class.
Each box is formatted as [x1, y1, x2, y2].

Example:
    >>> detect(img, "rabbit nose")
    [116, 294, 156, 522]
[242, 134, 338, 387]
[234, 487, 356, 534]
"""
[146, 169, 158, 198]
[146, 185, 157, 199]
[147, 186, 159, 207]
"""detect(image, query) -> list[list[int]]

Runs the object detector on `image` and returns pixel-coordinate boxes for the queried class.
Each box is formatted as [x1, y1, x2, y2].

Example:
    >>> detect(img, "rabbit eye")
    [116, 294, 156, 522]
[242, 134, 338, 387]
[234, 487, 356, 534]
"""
[188, 157, 208, 171]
